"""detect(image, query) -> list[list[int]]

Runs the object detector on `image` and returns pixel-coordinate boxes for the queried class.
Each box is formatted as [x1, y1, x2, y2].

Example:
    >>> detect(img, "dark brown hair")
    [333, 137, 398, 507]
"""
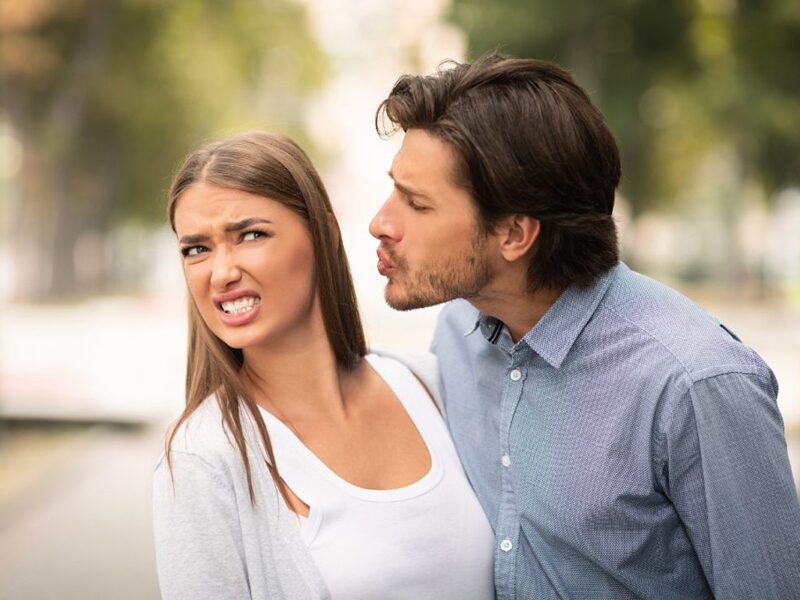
[166, 131, 366, 502]
[376, 52, 621, 290]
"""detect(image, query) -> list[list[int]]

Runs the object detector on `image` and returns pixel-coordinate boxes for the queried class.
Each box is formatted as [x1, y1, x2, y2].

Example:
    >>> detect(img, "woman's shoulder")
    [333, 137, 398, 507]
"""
[367, 347, 443, 414]
[368, 346, 438, 380]
[161, 395, 243, 467]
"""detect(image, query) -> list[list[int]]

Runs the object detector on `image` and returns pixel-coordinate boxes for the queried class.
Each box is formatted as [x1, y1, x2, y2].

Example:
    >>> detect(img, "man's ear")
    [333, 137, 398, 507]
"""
[496, 215, 541, 263]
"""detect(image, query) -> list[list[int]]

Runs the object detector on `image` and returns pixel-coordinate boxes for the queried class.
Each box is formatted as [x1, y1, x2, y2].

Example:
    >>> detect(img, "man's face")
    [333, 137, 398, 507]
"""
[369, 128, 494, 310]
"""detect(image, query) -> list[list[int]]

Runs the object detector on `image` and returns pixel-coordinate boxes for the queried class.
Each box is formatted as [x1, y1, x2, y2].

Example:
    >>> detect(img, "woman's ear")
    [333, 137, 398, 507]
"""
[496, 215, 541, 263]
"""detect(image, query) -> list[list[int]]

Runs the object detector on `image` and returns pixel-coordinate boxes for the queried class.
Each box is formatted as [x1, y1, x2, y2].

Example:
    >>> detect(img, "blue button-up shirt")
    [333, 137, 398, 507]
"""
[432, 263, 800, 599]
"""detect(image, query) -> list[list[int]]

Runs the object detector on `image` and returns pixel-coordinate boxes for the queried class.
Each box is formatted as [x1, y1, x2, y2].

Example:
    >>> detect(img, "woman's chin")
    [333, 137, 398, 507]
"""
[210, 327, 263, 352]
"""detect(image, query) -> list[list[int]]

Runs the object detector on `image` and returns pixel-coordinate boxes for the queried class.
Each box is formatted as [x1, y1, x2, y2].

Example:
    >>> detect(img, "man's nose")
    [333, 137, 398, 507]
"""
[210, 247, 242, 290]
[369, 197, 400, 241]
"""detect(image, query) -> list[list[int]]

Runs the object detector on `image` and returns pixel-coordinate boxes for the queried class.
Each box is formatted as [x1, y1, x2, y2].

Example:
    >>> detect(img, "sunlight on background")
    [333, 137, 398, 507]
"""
[0, 0, 798, 597]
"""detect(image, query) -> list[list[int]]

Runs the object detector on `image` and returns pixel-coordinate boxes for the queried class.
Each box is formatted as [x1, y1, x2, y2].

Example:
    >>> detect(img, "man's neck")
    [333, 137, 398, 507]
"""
[469, 284, 565, 343]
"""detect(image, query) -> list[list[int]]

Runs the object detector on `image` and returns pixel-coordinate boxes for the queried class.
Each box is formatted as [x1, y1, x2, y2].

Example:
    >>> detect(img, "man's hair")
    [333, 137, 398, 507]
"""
[376, 53, 621, 290]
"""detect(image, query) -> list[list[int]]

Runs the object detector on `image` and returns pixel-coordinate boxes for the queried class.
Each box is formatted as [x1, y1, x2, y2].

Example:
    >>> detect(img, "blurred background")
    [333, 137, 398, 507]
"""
[1, 0, 798, 597]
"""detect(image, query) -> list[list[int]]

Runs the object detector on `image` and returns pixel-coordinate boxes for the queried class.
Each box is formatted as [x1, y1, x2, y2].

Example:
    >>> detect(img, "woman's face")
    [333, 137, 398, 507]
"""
[173, 180, 318, 350]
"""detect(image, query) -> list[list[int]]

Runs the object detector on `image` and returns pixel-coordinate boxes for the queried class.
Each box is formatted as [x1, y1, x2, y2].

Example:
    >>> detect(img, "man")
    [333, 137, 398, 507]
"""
[369, 53, 800, 599]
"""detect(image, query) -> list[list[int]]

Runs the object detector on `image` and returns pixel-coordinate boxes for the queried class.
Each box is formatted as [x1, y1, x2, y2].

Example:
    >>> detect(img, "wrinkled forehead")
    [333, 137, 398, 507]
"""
[173, 181, 296, 235]
[392, 129, 465, 193]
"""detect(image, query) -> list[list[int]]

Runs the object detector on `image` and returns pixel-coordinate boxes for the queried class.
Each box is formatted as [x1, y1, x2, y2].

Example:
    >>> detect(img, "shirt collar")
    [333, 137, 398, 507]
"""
[468, 263, 621, 368]
[463, 313, 502, 340]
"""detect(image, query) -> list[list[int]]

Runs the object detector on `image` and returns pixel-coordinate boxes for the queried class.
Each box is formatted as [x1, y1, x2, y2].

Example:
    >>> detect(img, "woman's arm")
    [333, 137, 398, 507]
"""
[153, 451, 252, 600]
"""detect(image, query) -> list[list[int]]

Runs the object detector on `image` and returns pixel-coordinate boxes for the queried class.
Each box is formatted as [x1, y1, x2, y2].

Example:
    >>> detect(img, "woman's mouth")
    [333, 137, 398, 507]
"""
[215, 294, 262, 326]
[219, 296, 261, 315]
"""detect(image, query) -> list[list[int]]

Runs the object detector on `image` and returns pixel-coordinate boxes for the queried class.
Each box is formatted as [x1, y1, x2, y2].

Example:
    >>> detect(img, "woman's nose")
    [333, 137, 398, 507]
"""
[210, 247, 242, 290]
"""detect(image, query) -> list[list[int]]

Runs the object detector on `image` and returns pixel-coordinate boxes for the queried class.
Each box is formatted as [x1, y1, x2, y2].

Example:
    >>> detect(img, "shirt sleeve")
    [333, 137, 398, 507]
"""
[153, 451, 252, 600]
[663, 369, 800, 599]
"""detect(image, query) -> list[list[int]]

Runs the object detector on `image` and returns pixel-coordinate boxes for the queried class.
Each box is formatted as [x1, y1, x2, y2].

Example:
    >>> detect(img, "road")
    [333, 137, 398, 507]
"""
[0, 423, 164, 600]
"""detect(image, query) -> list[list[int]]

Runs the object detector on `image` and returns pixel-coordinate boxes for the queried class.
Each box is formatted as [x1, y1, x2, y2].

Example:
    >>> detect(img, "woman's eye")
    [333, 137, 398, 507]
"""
[242, 230, 269, 242]
[181, 246, 207, 257]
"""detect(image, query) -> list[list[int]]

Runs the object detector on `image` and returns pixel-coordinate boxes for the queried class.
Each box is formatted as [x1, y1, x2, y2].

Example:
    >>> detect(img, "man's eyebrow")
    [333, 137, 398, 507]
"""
[178, 218, 272, 245]
[387, 170, 428, 199]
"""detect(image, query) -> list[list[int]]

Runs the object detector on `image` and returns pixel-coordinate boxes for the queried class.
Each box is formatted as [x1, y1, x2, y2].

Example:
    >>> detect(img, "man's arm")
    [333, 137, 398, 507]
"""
[663, 369, 800, 599]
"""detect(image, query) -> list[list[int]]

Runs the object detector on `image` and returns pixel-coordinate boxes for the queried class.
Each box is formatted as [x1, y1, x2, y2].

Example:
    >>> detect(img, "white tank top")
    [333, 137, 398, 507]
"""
[260, 354, 495, 600]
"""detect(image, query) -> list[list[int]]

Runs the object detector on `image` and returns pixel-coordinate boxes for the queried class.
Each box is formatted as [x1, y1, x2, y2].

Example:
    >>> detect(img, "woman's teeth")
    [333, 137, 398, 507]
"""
[221, 297, 260, 314]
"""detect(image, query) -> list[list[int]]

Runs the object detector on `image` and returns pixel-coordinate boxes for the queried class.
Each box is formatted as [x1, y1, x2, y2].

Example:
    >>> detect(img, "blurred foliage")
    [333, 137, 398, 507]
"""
[449, 0, 800, 214]
[0, 0, 324, 299]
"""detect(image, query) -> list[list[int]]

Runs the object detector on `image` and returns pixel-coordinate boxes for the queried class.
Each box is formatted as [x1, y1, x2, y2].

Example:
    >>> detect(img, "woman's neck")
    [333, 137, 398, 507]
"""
[241, 329, 350, 425]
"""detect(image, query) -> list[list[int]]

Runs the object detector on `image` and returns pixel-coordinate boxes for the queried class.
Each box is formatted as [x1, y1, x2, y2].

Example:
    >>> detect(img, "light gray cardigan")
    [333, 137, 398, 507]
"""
[152, 349, 442, 600]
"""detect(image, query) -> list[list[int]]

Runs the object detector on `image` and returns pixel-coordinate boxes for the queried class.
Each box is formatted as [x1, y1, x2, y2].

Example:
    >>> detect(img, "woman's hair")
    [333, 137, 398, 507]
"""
[165, 131, 367, 502]
[376, 52, 621, 290]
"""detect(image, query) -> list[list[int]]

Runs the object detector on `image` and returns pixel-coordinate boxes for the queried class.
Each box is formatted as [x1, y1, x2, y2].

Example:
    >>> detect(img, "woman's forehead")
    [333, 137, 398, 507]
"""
[174, 182, 295, 230]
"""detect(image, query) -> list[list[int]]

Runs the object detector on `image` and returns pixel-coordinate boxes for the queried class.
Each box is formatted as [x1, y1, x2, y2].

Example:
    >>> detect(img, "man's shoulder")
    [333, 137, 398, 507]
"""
[434, 299, 480, 339]
[599, 267, 769, 382]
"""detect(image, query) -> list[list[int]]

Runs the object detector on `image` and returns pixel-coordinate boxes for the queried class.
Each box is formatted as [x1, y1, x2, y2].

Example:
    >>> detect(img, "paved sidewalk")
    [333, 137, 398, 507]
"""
[0, 423, 165, 600]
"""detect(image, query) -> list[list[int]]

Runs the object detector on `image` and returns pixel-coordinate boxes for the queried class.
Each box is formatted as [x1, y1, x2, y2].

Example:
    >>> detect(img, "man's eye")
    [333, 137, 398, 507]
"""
[408, 200, 428, 212]
[181, 246, 207, 257]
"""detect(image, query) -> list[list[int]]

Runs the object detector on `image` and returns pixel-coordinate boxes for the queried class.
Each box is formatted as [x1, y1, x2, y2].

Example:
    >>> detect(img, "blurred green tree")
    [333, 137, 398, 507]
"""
[449, 0, 699, 214]
[448, 0, 800, 219]
[0, 0, 324, 300]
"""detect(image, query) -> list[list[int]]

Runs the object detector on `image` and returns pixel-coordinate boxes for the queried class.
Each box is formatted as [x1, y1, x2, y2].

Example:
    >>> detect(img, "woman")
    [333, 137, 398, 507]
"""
[152, 131, 495, 600]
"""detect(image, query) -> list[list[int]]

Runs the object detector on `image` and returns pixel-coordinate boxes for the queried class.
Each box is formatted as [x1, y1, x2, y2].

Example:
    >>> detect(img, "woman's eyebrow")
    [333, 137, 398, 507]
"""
[178, 232, 209, 245]
[224, 217, 272, 232]
[179, 218, 273, 244]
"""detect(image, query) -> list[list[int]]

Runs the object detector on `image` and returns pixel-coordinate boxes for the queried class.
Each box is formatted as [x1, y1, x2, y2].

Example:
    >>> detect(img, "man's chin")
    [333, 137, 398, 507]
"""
[384, 285, 447, 312]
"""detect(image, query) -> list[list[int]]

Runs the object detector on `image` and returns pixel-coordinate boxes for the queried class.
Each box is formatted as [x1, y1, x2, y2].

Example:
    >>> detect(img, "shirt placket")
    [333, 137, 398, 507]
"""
[494, 345, 528, 600]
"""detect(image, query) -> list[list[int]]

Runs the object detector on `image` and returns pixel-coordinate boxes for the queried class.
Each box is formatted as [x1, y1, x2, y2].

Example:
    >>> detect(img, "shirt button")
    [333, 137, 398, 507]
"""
[500, 539, 513, 552]
[501, 454, 511, 467]
[509, 369, 522, 381]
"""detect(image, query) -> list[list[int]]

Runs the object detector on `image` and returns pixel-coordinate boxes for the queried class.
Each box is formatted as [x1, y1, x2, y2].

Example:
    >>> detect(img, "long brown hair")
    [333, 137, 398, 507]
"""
[165, 131, 367, 502]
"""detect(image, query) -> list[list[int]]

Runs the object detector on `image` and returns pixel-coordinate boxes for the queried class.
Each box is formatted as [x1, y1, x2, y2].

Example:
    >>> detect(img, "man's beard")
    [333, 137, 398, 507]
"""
[383, 233, 492, 311]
